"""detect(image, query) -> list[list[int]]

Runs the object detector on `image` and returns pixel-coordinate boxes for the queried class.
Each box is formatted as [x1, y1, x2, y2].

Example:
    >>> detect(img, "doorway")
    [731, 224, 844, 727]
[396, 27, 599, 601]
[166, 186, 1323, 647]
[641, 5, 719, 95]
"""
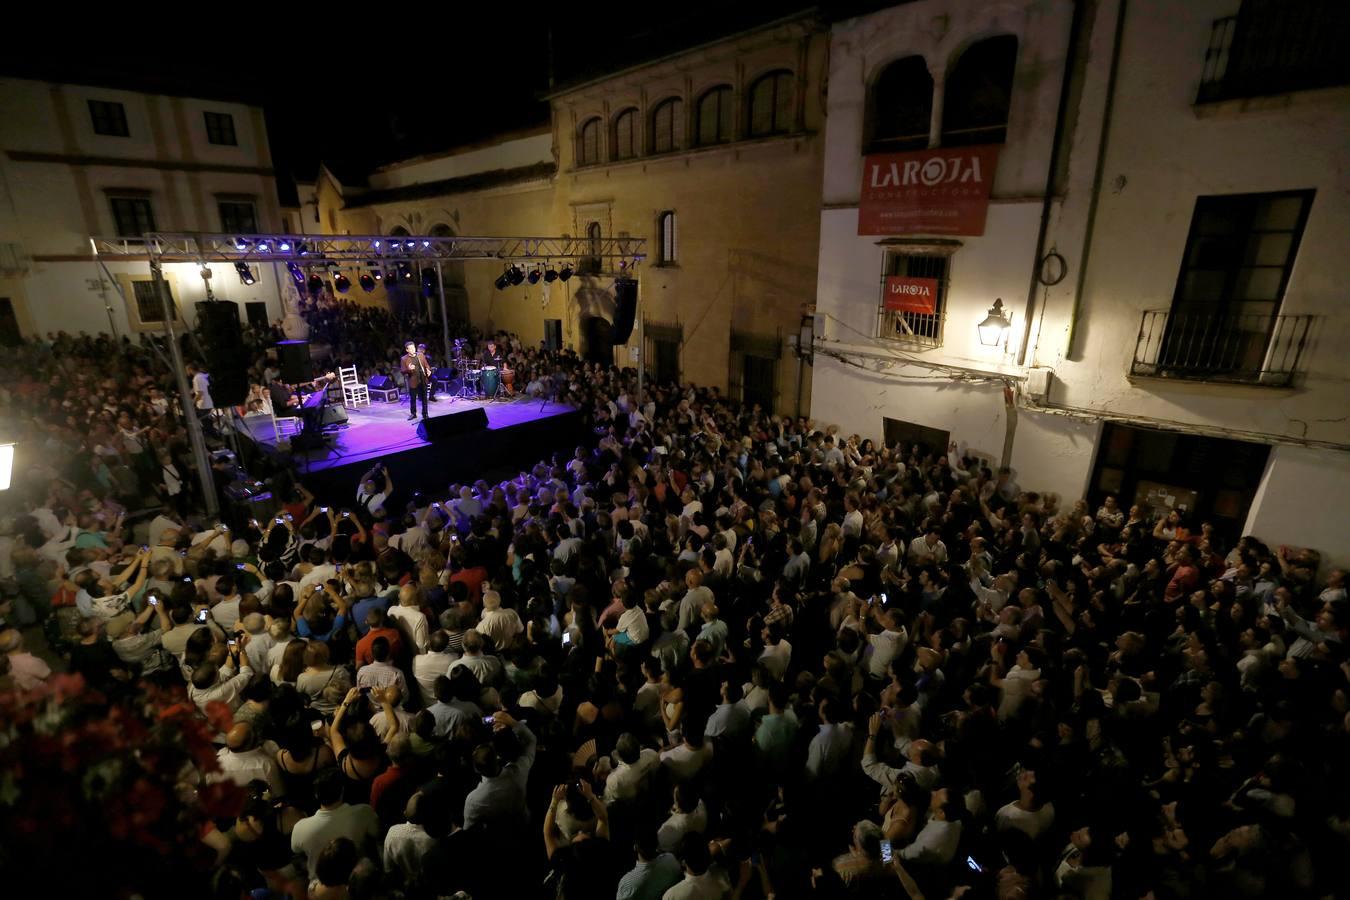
[245, 301, 269, 329]
[1087, 422, 1270, 543]
[883, 417, 950, 460]
[0, 299, 21, 346]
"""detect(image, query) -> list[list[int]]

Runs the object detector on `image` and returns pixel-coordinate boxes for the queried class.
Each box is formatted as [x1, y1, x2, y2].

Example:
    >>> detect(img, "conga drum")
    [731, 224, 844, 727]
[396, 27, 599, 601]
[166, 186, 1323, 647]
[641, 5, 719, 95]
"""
[501, 366, 516, 396]
[480, 366, 500, 398]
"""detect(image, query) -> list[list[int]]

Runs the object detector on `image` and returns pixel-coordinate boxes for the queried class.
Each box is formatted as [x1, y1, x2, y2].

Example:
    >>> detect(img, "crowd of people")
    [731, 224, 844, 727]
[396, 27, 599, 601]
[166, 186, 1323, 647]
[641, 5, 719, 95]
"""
[1, 301, 1348, 899]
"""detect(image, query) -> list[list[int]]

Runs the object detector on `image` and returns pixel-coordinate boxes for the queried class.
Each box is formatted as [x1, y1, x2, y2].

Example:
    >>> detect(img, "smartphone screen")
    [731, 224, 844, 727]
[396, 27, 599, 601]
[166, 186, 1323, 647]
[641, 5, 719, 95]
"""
[195, 610, 208, 624]
[966, 855, 982, 873]
[880, 840, 892, 863]
[482, 715, 495, 725]
[561, 632, 572, 647]
[148, 596, 159, 606]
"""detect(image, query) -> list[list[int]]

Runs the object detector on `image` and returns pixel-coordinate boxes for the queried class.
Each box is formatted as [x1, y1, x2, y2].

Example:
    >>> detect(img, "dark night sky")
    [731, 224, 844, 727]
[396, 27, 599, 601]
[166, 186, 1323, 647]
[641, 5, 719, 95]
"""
[2, 2, 909, 189]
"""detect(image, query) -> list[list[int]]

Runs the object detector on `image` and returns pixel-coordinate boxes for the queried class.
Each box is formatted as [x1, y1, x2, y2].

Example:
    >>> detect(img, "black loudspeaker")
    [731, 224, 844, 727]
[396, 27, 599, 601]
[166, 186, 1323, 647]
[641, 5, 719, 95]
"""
[417, 408, 488, 440]
[197, 302, 248, 406]
[368, 374, 393, 391]
[611, 278, 638, 344]
[320, 405, 349, 426]
[276, 340, 311, 384]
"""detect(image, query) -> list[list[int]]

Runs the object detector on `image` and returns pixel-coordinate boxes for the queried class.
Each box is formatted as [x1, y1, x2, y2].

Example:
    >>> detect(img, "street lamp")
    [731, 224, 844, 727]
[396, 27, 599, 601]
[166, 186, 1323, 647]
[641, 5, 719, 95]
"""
[978, 298, 1012, 347]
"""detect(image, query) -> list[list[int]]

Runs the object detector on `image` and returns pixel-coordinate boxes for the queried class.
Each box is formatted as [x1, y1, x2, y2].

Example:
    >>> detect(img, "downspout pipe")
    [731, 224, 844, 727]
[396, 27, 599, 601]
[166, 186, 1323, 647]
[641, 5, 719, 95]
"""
[1017, 0, 1090, 367]
[1065, 0, 1129, 360]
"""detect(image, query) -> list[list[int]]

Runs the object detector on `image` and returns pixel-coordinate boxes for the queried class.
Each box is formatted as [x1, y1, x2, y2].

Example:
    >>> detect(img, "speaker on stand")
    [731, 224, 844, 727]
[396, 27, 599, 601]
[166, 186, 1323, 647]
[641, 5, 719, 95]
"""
[276, 340, 312, 385]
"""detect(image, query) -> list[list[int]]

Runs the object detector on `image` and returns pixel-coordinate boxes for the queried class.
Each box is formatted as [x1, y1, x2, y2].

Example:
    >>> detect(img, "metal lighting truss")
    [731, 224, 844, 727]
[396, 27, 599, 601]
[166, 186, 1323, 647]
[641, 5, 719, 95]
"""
[92, 232, 647, 265]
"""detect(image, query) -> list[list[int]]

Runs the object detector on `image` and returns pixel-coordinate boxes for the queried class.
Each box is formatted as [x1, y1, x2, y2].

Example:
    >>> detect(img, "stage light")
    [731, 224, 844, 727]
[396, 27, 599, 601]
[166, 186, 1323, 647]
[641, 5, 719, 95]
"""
[421, 267, 437, 299]
[385, 269, 397, 282]
[256, 241, 270, 252]
[307, 274, 324, 296]
[233, 237, 248, 250]
[400, 263, 414, 281]
[359, 273, 376, 292]
[618, 259, 628, 271]
[494, 266, 511, 291]
[508, 265, 525, 286]
[278, 241, 291, 252]
[558, 264, 573, 282]
[422, 240, 430, 248]
[235, 261, 256, 285]
[334, 272, 351, 293]
[527, 267, 542, 285]
[544, 267, 559, 283]
[297, 242, 310, 256]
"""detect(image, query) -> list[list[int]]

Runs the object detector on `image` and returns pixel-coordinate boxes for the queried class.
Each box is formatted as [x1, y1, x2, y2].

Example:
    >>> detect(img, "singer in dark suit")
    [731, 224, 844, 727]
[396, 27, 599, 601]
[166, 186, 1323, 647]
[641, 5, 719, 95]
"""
[400, 340, 430, 420]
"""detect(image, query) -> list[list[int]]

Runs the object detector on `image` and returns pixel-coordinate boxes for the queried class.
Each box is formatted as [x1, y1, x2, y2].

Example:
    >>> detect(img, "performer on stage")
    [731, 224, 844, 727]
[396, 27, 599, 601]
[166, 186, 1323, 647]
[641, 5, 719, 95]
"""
[418, 343, 441, 403]
[480, 338, 501, 367]
[401, 340, 430, 421]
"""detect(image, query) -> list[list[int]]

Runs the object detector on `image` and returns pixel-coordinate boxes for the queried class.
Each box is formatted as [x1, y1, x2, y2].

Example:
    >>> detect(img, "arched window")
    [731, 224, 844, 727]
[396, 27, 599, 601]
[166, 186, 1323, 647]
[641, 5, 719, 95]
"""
[695, 86, 733, 146]
[612, 108, 638, 161]
[658, 211, 677, 265]
[747, 70, 793, 138]
[650, 97, 683, 154]
[868, 56, 934, 153]
[582, 221, 603, 275]
[578, 117, 601, 166]
[942, 35, 1018, 147]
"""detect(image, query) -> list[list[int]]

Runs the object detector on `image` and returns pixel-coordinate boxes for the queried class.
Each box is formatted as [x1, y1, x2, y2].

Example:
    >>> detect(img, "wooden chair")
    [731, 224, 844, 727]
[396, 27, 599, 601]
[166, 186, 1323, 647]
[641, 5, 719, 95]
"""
[269, 404, 302, 442]
[340, 366, 370, 408]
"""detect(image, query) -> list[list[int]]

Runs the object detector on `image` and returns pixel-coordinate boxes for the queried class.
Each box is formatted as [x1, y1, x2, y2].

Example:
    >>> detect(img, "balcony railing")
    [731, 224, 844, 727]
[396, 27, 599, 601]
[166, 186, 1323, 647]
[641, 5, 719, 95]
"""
[1130, 309, 1313, 387]
[1197, 0, 1350, 103]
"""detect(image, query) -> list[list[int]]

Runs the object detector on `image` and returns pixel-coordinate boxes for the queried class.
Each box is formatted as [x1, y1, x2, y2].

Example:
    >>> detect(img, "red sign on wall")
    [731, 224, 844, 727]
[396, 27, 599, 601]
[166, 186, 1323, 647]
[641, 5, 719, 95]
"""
[883, 276, 940, 314]
[858, 145, 1001, 236]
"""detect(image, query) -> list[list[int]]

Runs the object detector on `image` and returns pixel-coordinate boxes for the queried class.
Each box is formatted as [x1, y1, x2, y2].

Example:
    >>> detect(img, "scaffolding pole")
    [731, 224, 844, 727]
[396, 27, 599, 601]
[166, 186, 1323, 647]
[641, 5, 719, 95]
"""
[151, 260, 217, 517]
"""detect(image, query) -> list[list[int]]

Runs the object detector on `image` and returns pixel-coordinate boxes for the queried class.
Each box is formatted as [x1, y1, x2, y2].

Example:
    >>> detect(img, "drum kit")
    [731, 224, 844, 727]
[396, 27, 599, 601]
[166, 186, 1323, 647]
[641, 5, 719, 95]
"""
[454, 339, 515, 401]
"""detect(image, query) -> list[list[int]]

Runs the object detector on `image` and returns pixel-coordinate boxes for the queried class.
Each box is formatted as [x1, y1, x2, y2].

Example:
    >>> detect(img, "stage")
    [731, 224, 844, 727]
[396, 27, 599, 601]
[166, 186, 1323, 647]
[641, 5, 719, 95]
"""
[236, 394, 586, 504]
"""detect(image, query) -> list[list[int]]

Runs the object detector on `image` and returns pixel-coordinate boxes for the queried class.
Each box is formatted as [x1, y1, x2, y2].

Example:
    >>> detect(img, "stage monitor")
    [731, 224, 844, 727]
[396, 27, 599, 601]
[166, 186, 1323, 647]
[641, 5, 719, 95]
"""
[417, 408, 489, 441]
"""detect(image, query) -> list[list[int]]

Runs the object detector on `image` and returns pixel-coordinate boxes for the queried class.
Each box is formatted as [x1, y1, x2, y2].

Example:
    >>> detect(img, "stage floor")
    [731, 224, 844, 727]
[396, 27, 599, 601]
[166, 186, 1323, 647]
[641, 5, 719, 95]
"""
[239, 395, 577, 475]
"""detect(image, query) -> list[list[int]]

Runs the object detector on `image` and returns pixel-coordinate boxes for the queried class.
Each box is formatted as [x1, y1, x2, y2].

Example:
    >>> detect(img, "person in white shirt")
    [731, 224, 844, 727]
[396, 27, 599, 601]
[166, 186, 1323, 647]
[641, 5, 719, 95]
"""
[603, 733, 661, 805]
[214, 723, 285, 798]
[898, 789, 964, 865]
[476, 589, 524, 651]
[841, 495, 864, 540]
[662, 838, 729, 900]
[864, 607, 908, 679]
[187, 363, 213, 411]
[993, 646, 1044, 722]
[291, 769, 380, 882]
[657, 785, 708, 853]
[908, 528, 948, 566]
[608, 590, 651, 650]
[389, 583, 432, 654]
[210, 574, 244, 633]
[412, 630, 457, 705]
[758, 623, 792, 682]
[383, 791, 436, 886]
[189, 654, 253, 714]
[660, 732, 713, 785]
[995, 768, 1056, 840]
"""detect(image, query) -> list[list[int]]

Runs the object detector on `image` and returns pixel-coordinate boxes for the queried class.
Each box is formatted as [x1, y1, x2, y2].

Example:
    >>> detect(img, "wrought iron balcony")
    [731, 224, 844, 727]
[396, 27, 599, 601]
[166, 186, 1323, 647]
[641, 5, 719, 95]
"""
[1198, 0, 1350, 104]
[1130, 309, 1313, 387]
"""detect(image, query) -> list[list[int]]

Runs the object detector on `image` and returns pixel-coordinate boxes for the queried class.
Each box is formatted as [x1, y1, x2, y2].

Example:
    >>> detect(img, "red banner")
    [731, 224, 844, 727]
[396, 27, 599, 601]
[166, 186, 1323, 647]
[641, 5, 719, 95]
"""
[883, 276, 939, 314]
[858, 145, 1001, 236]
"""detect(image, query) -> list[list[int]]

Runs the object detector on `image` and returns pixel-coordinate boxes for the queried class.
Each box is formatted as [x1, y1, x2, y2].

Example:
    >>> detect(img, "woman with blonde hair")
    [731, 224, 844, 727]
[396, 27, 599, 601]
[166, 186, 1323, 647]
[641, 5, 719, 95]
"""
[296, 641, 350, 716]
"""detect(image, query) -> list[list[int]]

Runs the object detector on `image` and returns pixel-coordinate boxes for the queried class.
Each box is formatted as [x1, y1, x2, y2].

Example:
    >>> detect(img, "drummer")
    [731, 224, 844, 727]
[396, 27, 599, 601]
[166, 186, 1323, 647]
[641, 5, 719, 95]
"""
[479, 338, 502, 367]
